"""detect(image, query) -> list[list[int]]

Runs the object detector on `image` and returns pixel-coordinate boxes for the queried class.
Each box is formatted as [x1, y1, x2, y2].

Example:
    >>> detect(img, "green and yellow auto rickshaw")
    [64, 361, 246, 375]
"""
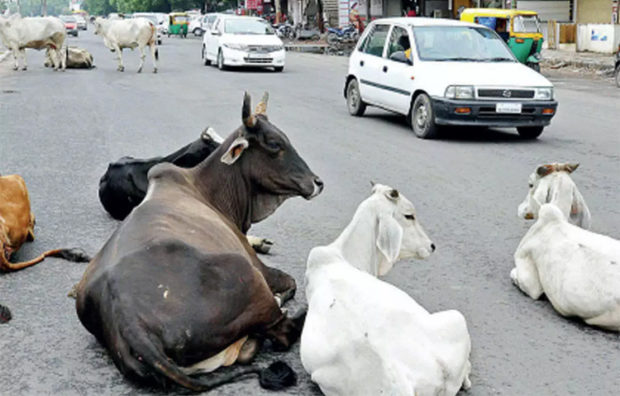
[168, 12, 189, 37]
[461, 8, 543, 71]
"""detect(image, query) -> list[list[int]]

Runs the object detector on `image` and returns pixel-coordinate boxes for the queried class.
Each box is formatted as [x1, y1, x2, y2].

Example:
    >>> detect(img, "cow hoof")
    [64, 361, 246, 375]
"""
[153, 68, 157, 74]
[67, 283, 79, 299]
[13, 66, 18, 71]
[21, 66, 27, 71]
[137, 68, 142, 73]
[248, 236, 273, 254]
[117, 66, 124, 72]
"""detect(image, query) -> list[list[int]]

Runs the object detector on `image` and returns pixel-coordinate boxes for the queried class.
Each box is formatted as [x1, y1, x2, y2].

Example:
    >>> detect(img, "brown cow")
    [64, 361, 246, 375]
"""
[0, 174, 89, 323]
[75, 92, 323, 391]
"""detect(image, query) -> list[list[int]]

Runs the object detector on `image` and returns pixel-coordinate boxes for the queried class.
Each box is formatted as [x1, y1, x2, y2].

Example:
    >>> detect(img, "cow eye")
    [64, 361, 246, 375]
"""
[404, 214, 415, 221]
[265, 140, 281, 151]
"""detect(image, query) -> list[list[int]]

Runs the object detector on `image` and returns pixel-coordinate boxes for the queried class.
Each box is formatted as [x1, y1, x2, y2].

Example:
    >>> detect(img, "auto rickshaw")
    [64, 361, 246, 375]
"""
[168, 12, 189, 37]
[461, 8, 543, 71]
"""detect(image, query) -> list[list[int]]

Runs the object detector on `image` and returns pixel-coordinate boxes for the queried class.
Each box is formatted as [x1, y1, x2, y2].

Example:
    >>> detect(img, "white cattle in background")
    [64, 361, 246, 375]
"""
[511, 204, 620, 331]
[93, 17, 158, 73]
[301, 184, 472, 396]
[518, 162, 591, 229]
[0, 15, 66, 71]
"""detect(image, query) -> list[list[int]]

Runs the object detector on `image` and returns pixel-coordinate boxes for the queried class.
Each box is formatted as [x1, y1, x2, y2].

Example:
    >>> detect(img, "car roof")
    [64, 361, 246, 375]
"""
[216, 15, 263, 21]
[461, 8, 538, 18]
[371, 17, 481, 29]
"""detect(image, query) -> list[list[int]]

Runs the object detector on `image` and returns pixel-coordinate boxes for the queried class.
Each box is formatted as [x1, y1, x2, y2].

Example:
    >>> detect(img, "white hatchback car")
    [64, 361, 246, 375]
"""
[345, 18, 558, 139]
[202, 15, 285, 72]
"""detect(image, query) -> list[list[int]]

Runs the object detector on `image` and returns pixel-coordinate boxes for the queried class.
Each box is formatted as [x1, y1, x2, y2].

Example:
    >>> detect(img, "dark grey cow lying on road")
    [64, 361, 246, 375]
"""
[98, 127, 273, 253]
[76, 92, 323, 391]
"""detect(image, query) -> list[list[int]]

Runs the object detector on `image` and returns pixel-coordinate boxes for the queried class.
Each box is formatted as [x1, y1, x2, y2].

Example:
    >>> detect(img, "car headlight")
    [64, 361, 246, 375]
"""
[445, 85, 474, 99]
[269, 45, 284, 52]
[223, 43, 248, 51]
[534, 87, 553, 100]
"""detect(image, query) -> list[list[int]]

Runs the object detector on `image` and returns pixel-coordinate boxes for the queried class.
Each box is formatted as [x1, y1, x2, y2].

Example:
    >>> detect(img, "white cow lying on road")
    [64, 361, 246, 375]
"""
[512, 204, 620, 331]
[93, 17, 158, 73]
[518, 163, 591, 229]
[0, 15, 66, 71]
[301, 184, 472, 396]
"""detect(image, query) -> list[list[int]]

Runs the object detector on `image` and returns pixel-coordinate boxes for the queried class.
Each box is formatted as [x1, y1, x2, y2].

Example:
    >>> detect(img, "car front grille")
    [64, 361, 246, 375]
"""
[477, 89, 535, 99]
[247, 45, 278, 53]
[243, 57, 273, 64]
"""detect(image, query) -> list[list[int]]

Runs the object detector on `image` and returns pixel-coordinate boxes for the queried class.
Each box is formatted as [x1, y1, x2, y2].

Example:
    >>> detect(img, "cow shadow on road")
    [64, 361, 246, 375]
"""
[363, 113, 537, 143]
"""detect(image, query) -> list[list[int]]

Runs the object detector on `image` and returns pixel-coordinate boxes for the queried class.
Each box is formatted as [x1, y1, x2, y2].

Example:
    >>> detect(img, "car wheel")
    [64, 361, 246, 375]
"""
[202, 45, 211, 66]
[346, 78, 366, 117]
[217, 50, 226, 70]
[274, 66, 284, 72]
[615, 65, 620, 88]
[411, 94, 439, 139]
[517, 126, 544, 139]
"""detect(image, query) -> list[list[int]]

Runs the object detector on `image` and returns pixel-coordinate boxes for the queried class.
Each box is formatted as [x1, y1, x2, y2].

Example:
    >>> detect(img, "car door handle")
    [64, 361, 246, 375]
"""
[360, 60, 364, 67]
[383, 66, 388, 73]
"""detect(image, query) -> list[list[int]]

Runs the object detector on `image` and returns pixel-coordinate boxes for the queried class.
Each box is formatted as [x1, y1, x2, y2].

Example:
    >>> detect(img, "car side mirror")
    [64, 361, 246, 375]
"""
[389, 51, 412, 65]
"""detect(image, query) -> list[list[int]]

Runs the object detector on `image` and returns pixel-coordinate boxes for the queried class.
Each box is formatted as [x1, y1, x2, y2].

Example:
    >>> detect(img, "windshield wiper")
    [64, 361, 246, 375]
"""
[433, 57, 483, 62]
[483, 57, 515, 62]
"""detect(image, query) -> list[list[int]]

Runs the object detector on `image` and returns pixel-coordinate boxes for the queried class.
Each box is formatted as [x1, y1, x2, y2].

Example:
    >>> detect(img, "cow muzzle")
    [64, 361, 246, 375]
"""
[307, 177, 324, 200]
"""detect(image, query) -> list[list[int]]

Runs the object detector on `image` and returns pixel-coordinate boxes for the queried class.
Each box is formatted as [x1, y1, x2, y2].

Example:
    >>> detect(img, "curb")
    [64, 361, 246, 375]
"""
[541, 52, 615, 75]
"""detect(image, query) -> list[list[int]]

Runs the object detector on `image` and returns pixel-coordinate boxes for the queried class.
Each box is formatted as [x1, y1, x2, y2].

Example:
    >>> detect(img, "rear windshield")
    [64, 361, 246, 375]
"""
[61, 16, 76, 22]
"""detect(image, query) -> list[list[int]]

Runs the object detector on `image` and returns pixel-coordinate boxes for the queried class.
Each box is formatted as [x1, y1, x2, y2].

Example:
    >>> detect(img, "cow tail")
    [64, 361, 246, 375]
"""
[0, 243, 90, 272]
[155, 48, 159, 61]
[122, 322, 296, 391]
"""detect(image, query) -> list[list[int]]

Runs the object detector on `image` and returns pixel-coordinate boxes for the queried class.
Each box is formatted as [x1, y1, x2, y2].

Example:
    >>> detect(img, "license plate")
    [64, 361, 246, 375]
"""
[496, 103, 522, 114]
[247, 53, 263, 59]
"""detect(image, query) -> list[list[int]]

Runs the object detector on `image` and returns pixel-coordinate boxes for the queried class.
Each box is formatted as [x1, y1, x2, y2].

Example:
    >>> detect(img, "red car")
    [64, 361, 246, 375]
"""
[60, 15, 79, 37]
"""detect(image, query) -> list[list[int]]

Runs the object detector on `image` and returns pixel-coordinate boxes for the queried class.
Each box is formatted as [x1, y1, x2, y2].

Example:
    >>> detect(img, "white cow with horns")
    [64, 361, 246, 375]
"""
[93, 17, 158, 73]
[301, 183, 472, 396]
[518, 162, 591, 229]
[511, 204, 620, 331]
[0, 15, 66, 71]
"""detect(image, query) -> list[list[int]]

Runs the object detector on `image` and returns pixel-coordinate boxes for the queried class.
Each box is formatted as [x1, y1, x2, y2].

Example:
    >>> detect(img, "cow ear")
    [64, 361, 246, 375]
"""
[376, 216, 403, 268]
[562, 163, 580, 173]
[221, 136, 249, 165]
[536, 165, 555, 177]
[242, 92, 256, 128]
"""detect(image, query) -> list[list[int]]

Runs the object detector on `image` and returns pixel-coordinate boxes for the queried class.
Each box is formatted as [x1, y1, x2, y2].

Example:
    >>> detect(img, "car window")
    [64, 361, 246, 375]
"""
[213, 18, 221, 32]
[362, 24, 390, 57]
[386, 26, 410, 58]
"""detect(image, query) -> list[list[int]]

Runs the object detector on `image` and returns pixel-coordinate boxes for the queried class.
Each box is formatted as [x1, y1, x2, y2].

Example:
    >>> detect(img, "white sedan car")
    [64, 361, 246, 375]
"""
[345, 18, 558, 139]
[202, 15, 285, 72]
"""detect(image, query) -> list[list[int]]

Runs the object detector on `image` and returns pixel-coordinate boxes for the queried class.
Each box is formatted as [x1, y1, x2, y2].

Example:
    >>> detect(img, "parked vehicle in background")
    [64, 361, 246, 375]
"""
[60, 15, 79, 37]
[327, 24, 358, 43]
[274, 22, 295, 39]
[189, 15, 204, 36]
[168, 12, 189, 37]
[154, 13, 167, 34]
[202, 15, 285, 72]
[74, 14, 87, 30]
[461, 8, 543, 72]
[134, 13, 163, 44]
[345, 18, 557, 139]
[201, 13, 220, 32]
[293, 23, 320, 40]
[615, 45, 620, 88]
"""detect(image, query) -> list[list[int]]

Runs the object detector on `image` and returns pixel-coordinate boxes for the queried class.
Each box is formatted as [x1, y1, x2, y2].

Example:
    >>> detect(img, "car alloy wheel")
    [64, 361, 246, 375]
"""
[346, 79, 366, 116]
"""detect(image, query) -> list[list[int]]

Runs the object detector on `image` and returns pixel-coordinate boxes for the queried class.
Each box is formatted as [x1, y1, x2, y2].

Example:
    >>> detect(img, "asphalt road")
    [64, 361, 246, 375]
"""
[1, 30, 619, 396]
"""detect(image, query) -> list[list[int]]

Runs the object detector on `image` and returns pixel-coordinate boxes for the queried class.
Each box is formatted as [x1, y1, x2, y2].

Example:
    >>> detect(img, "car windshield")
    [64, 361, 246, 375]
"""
[61, 16, 76, 22]
[137, 15, 158, 24]
[412, 26, 515, 62]
[224, 19, 274, 35]
[513, 15, 540, 33]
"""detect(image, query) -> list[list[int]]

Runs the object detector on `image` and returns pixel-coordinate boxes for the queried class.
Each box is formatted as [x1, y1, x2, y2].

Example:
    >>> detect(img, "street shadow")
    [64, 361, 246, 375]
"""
[363, 112, 540, 143]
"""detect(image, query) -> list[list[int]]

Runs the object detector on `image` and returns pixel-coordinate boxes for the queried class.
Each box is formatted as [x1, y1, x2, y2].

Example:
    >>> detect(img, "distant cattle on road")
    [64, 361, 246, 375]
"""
[93, 17, 158, 73]
[45, 46, 94, 69]
[0, 15, 66, 71]
[75, 92, 323, 391]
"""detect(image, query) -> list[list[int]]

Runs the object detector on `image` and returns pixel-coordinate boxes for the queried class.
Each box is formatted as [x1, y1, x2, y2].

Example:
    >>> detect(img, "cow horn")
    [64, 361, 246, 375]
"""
[560, 163, 580, 173]
[242, 92, 256, 128]
[255, 92, 269, 115]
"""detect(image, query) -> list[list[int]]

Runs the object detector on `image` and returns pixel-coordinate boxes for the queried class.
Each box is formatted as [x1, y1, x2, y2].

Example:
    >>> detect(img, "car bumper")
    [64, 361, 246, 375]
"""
[222, 48, 286, 67]
[431, 97, 558, 127]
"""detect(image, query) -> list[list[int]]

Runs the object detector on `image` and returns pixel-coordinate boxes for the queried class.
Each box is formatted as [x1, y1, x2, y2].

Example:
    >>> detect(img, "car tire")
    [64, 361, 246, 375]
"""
[615, 65, 620, 88]
[217, 50, 226, 70]
[274, 66, 284, 72]
[194, 28, 203, 36]
[346, 78, 366, 117]
[202, 46, 211, 66]
[517, 126, 544, 139]
[411, 93, 439, 139]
